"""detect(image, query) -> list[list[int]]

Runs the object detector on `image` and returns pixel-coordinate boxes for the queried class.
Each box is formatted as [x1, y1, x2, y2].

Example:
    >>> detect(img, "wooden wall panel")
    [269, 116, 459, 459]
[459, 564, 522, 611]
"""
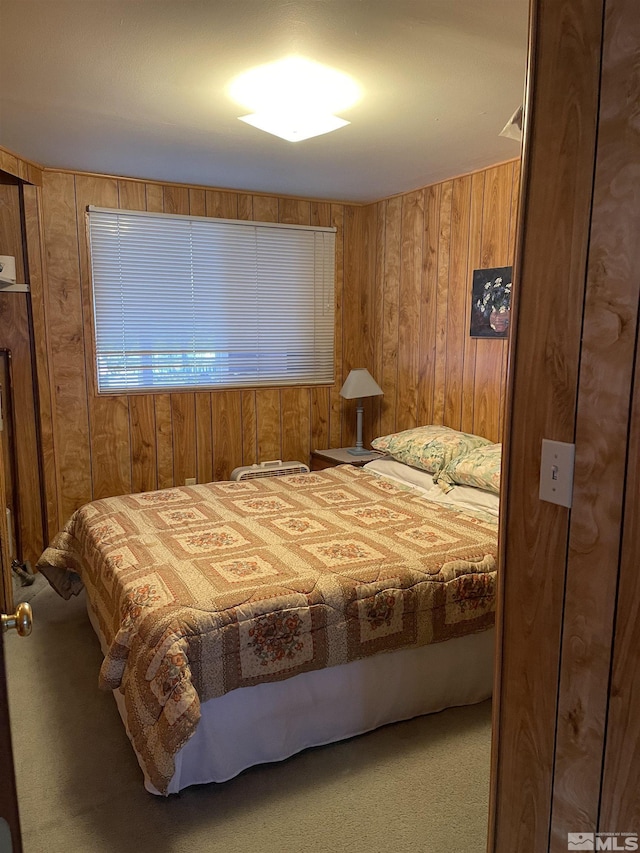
[472, 163, 513, 441]
[28, 158, 516, 531]
[0, 294, 43, 566]
[252, 196, 279, 223]
[281, 387, 310, 464]
[237, 194, 253, 221]
[310, 386, 329, 453]
[163, 185, 189, 216]
[241, 391, 257, 466]
[499, 163, 521, 439]
[118, 180, 146, 211]
[195, 393, 213, 484]
[329, 204, 345, 449]
[371, 161, 517, 444]
[0, 144, 43, 186]
[0, 182, 47, 564]
[340, 208, 360, 449]
[443, 176, 472, 431]
[341, 204, 377, 448]
[600, 327, 640, 833]
[27, 173, 357, 518]
[396, 191, 424, 431]
[309, 198, 334, 452]
[145, 183, 164, 213]
[129, 395, 157, 494]
[154, 395, 173, 489]
[23, 184, 59, 541]
[431, 181, 453, 426]
[212, 391, 242, 481]
[171, 393, 196, 486]
[189, 189, 206, 217]
[548, 0, 640, 844]
[311, 202, 331, 228]
[40, 171, 92, 519]
[0, 185, 24, 280]
[256, 389, 281, 462]
[75, 175, 132, 500]
[461, 173, 485, 434]
[371, 202, 385, 434]
[206, 190, 237, 219]
[490, 0, 611, 851]
[379, 197, 401, 435]
[416, 186, 440, 428]
[279, 199, 311, 226]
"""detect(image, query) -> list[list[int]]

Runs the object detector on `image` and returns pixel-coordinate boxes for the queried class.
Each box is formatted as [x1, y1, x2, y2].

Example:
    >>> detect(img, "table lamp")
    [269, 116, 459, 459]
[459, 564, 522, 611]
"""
[339, 368, 384, 455]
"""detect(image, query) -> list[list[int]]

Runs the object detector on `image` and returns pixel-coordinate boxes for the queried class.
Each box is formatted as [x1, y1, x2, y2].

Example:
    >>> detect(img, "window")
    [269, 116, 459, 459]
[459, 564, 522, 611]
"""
[88, 206, 336, 393]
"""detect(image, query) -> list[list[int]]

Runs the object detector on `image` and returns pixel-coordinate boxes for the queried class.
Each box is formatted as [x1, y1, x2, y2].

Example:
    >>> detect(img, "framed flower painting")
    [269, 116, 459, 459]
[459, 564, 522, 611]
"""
[470, 266, 513, 338]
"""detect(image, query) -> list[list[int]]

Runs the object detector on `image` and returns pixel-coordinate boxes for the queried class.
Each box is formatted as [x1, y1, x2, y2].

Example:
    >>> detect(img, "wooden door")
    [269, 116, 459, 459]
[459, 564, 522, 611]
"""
[0, 630, 23, 853]
[0, 382, 12, 615]
[0, 380, 23, 852]
[0, 182, 46, 569]
[489, 0, 640, 850]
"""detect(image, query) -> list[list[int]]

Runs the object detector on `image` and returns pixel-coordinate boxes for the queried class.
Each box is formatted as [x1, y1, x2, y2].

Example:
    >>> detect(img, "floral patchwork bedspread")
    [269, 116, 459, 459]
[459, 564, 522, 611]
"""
[37, 465, 498, 794]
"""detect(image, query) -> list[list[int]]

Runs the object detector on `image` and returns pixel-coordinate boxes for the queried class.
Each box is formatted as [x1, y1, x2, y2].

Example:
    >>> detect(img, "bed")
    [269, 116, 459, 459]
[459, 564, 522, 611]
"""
[38, 439, 500, 796]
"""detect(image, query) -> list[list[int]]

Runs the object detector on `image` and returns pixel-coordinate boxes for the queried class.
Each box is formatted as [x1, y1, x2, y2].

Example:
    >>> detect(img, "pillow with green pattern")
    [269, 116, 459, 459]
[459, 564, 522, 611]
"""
[371, 425, 492, 484]
[440, 442, 502, 494]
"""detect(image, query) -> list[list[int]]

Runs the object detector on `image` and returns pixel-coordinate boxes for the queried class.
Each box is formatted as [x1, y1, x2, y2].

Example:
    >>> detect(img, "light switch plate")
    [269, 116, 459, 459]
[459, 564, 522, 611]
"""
[539, 439, 575, 508]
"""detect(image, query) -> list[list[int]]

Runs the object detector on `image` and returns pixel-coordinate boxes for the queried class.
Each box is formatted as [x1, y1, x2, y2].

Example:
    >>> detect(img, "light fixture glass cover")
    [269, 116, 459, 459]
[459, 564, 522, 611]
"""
[229, 56, 361, 114]
[229, 56, 361, 142]
[238, 112, 349, 143]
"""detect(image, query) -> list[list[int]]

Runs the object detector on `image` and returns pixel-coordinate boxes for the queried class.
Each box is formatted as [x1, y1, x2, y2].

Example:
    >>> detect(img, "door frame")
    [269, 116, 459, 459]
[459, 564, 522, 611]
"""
[0, 390, 23, 851]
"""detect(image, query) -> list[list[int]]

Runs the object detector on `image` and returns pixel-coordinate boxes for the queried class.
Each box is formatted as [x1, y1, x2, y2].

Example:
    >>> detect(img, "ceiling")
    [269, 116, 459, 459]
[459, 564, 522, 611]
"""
[0, 1, 529, 203]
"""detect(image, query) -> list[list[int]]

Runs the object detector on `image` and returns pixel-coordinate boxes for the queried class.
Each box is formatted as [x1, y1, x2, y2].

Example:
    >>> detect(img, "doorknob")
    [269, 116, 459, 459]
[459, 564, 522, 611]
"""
[1, 602, 32, 636]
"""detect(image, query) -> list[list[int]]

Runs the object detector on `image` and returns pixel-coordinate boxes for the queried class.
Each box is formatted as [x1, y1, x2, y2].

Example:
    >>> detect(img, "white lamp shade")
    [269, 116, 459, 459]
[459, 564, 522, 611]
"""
[339, 368, 383, 399]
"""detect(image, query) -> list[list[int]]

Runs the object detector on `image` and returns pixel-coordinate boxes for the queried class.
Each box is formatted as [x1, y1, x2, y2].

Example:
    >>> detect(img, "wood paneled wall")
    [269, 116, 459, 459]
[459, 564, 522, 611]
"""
[370, 160, 519, 444]
[34, 173, 369, 524]
[26, 158, 517, 531]
[490, 0, 640, 850]
[0, 147, 42, 187]
[0, 182, 45, 566]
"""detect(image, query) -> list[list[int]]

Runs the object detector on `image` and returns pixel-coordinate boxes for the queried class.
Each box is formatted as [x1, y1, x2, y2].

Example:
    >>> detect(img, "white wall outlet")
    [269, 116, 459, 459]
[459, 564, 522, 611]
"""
[185, 477, 197, 486]
[539, 439, 575, 508]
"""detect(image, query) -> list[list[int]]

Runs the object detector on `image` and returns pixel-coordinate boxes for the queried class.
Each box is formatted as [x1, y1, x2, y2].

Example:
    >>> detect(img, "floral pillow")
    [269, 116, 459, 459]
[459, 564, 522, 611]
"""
[440, 442, 502, 494]
[371, 425, 492, 482]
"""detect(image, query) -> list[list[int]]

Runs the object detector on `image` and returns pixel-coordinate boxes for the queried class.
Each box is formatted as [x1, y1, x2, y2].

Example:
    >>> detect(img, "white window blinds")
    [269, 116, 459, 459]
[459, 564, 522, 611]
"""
[88, 207, 336, 393]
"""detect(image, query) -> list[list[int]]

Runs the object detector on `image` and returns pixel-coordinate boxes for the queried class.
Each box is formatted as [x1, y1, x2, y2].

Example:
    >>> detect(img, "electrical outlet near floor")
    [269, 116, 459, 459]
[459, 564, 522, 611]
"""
[185, 477, 197, 486]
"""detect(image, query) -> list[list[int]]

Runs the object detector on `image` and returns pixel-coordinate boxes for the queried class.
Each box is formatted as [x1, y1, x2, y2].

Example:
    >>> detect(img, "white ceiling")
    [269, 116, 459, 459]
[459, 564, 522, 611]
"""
[0, 1, 529, 203]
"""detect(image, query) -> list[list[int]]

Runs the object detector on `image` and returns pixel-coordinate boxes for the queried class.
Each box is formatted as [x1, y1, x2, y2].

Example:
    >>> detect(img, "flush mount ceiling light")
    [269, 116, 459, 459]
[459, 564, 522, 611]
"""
[238, 112, 349, 143]
[228, 56, 361, 142]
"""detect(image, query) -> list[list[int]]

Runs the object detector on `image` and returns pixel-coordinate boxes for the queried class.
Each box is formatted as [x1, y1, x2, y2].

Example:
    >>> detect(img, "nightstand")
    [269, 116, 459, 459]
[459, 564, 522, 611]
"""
[310, 448, 385, 471]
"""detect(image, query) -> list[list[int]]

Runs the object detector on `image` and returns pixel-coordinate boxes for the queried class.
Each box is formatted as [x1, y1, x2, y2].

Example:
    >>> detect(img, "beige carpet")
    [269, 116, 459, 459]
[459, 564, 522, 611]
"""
[5, 584, 492, 853]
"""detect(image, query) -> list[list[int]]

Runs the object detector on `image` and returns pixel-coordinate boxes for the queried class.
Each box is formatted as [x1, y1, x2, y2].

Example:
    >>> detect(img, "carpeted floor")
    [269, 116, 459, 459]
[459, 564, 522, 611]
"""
[5, 583, 492, 853]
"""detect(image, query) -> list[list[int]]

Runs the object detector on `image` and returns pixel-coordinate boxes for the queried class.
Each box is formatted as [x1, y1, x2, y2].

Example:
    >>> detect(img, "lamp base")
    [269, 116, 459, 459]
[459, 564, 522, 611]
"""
[346, 447, 373, 456]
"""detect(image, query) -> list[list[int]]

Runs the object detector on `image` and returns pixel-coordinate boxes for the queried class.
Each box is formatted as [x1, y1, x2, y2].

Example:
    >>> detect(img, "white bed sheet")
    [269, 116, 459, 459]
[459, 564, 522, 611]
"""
[86, 461, 498, 794]
[88, 600, 494, 795]
[363, 457, 500, 520]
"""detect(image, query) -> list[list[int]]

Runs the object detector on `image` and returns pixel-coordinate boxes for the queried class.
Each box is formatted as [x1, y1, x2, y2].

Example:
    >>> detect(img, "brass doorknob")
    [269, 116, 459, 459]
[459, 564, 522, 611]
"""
[1, 602, 33, 636]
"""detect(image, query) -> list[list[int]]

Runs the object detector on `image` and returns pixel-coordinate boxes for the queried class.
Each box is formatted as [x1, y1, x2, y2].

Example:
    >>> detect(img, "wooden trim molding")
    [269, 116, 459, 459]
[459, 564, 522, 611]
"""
[0, 146, 43, 187]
